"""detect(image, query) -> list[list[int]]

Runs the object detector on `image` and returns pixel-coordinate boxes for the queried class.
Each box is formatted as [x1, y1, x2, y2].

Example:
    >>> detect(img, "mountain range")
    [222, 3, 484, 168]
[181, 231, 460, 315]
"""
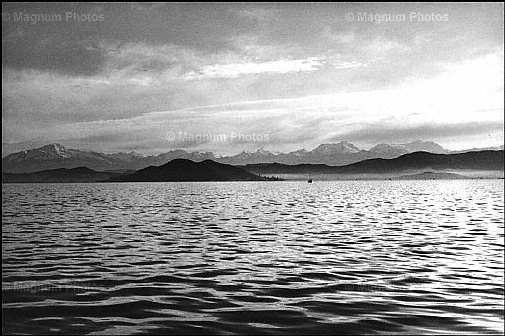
[3, 141, 502, 174]
[3, 150, 502, 183]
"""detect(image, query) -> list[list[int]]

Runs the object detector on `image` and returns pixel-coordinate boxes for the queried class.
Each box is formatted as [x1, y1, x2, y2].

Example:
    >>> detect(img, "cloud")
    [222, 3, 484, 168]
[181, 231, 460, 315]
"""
[183, 57, 325, 80]
[100, 42, 199, 77]
[360, 37, 410, 57]
[2, 32, 107, 76]
[3, 52, 504, 154]
[231, 7, 280, 22]
[330, 121, 504, 148]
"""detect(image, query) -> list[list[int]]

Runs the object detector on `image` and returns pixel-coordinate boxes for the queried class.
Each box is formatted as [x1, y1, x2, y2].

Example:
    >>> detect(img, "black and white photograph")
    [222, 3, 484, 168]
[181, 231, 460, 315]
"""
[2, 2, 504, 335]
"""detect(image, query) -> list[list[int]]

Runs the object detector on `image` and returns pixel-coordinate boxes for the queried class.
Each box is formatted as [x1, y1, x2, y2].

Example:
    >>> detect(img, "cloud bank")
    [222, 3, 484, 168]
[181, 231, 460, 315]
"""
[2, 3, 504, 155]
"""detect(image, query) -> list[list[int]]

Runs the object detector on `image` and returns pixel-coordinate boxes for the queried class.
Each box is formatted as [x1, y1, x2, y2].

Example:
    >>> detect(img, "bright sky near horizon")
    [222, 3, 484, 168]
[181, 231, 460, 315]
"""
[2, 3, 504, 155]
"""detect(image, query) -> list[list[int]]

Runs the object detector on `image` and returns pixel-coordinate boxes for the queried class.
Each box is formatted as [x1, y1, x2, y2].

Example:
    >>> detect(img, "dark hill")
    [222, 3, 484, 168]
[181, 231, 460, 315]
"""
[108, 159, 268, 182]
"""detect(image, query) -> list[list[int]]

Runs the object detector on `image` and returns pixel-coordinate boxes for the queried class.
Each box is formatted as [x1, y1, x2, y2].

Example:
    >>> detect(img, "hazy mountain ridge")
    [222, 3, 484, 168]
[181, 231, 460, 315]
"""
[2, 141, 502, 173]
[242, 150, 505, 175]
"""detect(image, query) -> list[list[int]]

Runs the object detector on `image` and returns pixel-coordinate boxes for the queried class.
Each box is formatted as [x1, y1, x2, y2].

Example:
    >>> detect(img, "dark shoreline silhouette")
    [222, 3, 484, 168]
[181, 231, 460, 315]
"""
[393, 172, 466, 180]
[2, 160, 279, 183]
[2, 151, 503, 183]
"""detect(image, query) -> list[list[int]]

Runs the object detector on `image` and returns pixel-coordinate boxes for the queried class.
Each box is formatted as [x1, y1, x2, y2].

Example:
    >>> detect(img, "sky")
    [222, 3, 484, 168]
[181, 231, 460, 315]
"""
[2, 3, 504, 155]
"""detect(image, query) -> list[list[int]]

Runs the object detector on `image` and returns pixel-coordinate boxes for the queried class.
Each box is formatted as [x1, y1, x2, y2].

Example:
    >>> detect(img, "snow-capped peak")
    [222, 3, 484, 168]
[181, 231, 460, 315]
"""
[312, 141, 360, 154]
[39, 143, 72, 158]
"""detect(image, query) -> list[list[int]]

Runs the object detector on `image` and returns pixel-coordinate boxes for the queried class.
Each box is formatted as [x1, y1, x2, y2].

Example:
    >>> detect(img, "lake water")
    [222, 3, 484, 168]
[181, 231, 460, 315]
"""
[2, 180, 504, 335]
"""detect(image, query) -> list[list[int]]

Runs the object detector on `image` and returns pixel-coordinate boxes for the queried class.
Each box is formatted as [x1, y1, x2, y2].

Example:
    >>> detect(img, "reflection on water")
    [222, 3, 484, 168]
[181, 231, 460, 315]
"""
[2, 180, 504, 335]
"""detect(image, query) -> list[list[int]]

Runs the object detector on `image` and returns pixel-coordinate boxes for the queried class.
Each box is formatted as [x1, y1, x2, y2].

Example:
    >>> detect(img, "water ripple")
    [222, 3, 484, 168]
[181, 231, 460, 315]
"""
[2, 180, 504, 335]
